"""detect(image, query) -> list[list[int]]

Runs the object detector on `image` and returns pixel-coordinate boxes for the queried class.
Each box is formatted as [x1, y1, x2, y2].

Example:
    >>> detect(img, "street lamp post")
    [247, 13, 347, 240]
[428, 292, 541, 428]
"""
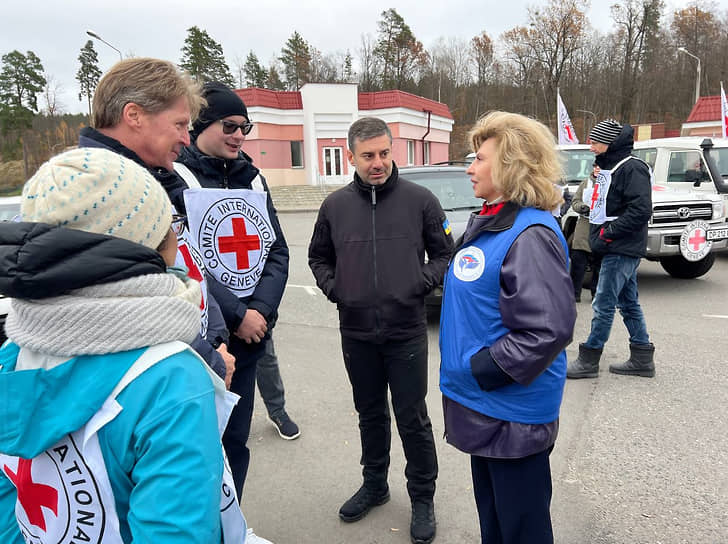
[86, 30, 122, 61]
[678, 47, 701, 105]
[577, 109, 597, 142]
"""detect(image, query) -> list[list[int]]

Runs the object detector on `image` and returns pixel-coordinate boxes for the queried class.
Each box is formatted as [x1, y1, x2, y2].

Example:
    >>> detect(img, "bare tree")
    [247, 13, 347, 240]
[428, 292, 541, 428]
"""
[42, 73, 65, 117]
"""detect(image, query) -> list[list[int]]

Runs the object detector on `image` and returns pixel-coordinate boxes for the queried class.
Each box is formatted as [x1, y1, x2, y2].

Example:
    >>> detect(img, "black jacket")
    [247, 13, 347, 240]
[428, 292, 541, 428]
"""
[590, 124, 652, 258]
[177, 144, 289, 332]
[0, 222, 166, 299]
[308, 163, 454, 342]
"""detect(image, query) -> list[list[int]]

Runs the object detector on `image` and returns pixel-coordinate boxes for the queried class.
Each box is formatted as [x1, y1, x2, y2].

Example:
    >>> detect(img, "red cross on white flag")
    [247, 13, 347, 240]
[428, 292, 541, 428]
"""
[557, 90, 579, 145]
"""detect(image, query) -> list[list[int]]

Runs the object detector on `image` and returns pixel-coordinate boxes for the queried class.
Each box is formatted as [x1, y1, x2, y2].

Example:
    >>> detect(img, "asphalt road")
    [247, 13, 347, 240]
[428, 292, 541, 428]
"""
[242, 211, 728, 544]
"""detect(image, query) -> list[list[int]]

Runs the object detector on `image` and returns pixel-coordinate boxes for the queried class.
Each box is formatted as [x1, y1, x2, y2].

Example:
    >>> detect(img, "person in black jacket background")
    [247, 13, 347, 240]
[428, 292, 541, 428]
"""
[308, 117, 453, 544]
[567, 119, 655, 379]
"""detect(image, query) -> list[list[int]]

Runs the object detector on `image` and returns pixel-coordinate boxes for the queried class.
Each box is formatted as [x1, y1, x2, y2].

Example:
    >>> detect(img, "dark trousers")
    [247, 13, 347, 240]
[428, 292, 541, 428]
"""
[570, 249, 601, 297]
[256, 337, 286, 419]
[341, 334, 437, 502]
[223, 336, 265, 500]
[470, 448, 554, 544]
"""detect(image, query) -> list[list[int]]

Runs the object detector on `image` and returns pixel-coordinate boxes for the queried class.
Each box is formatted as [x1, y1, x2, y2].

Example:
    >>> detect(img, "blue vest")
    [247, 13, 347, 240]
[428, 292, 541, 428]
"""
[439, 207, 568, 424]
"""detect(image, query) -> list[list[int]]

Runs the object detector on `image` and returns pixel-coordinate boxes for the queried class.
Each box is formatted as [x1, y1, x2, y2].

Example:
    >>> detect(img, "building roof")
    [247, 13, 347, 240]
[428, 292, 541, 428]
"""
[358, 90, 453, 119]
[236, 88, 303, 109]
[685, 95, 720, 123]
[234, 86, 452, 119]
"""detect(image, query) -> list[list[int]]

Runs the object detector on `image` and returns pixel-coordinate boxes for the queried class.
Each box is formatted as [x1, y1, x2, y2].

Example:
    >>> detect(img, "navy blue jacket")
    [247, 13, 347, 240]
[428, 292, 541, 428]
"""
[590, 124, 652, 258]
[78, 128, 228, 378]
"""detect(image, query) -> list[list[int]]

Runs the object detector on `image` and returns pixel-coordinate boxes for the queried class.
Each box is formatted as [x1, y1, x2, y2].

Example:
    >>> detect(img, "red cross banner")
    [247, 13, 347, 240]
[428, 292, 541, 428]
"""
[557, 90, 579, 145]
[184, 188, 276, 298]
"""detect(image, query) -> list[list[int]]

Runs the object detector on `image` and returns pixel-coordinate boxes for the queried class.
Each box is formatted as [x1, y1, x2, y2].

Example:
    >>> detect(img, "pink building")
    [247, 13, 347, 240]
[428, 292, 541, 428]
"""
[234, 84, 454, 186]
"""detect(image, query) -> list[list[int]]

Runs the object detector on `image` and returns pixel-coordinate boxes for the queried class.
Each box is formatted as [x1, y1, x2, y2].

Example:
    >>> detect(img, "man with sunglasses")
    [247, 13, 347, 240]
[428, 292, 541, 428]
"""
[176, 82, 290, 501]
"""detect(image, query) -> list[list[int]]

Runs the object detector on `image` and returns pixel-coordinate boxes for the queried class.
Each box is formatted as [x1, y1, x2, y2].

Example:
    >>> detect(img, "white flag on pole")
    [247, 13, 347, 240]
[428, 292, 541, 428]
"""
[557, 90, 579, 144]
[720, 82, 727, 139]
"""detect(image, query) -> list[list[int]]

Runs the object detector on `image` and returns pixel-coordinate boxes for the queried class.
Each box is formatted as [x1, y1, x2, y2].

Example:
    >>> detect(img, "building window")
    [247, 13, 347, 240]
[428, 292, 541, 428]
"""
[407, 140, 415, 165]
[423, 142, 430, 165]
[291, 141, 303, 168]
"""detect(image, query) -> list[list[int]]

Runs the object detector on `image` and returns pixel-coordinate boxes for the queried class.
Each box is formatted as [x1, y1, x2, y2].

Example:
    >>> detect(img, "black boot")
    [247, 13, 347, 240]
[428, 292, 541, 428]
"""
[338, 483, 390, 522]
[410, 500, 436, 543]
[609, 343, 655, 377]
[566, 343, 602, 379]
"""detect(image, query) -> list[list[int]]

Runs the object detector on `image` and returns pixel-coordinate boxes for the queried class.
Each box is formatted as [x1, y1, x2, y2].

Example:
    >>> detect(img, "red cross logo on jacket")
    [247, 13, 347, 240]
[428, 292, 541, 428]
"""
[4, 458, 58, 531]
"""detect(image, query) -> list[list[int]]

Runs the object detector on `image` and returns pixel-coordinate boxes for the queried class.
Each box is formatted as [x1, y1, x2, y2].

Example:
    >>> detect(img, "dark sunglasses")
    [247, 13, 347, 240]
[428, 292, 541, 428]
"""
[171, 214, 187, 235]
[220, 119, 254, 135]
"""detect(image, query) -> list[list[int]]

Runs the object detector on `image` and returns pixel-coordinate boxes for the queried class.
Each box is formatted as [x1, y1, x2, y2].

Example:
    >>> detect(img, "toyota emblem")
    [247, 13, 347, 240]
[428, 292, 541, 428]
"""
[677, 207, 691, 219]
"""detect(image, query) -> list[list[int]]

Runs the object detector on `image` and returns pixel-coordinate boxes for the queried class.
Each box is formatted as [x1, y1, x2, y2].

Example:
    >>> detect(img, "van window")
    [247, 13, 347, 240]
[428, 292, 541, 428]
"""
[667, 151, 708, 184]
[633, 147, 657, 169]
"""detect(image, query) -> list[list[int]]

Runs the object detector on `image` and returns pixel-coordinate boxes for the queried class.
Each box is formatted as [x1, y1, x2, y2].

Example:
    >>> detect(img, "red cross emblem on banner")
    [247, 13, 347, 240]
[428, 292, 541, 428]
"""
[688, 228, 706, 251]
[565, 124, 574, 141]
[4, 458, 58, 531]
[218, 218, 261, 270]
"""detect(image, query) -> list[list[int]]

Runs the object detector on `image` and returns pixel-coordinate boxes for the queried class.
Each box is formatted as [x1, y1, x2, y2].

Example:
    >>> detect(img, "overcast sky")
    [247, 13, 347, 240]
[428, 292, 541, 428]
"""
[1, 0, 711, 114]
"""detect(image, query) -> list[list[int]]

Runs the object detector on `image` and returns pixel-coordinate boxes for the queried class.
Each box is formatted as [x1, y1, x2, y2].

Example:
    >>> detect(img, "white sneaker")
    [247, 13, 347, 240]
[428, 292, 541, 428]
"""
[246, 527, 273, 544]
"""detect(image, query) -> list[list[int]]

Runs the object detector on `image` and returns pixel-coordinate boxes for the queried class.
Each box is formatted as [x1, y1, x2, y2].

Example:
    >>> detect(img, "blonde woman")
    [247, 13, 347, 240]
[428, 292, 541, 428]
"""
[439, 112, 576, 544]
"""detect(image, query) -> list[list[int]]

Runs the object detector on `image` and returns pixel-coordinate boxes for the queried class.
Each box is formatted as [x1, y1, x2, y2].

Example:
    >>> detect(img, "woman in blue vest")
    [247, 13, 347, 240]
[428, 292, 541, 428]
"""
[439, 111, 576, 544]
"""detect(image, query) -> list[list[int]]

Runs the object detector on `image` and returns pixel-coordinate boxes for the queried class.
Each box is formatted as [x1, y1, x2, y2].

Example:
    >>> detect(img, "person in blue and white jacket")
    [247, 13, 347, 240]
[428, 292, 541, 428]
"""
[0, 148, 246, 543]
[439, 112, 576, 544]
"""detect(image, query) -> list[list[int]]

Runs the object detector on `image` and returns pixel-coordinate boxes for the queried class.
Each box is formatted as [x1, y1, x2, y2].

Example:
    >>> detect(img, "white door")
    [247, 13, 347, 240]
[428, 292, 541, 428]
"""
[322, 147, 345, 184]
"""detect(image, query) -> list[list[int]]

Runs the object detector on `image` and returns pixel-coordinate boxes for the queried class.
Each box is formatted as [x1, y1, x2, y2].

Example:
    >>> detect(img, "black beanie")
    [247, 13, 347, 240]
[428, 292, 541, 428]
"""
[191, 82, 249, 138]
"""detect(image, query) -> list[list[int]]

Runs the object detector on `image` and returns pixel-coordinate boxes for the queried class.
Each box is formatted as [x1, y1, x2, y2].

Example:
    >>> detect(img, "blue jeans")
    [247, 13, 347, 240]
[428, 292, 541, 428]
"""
[585, 254, 650, 350]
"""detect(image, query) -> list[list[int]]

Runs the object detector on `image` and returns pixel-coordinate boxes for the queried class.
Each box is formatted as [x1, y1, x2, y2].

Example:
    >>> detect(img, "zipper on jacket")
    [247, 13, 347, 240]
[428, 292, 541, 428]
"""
[222, 161, 229, 189]
[371, 186, 381, 338]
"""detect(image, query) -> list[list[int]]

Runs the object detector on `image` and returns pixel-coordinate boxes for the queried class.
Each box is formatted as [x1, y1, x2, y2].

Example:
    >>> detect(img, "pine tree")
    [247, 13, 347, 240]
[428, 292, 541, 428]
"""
[279, 31, 311, 90]
[76, 40, 102, 116]
[0, 49, 46, 132]
[179, 26, 235, 87]
[244, 52, 268, 88]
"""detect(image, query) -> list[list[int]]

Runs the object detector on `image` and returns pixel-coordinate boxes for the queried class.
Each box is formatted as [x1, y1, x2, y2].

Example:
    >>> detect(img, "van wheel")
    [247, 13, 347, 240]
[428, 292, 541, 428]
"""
[659, 253, 715, 279]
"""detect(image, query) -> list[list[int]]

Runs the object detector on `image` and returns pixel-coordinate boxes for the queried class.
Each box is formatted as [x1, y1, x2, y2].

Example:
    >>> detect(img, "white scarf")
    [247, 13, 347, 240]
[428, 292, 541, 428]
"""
[6, 274, 201, 356]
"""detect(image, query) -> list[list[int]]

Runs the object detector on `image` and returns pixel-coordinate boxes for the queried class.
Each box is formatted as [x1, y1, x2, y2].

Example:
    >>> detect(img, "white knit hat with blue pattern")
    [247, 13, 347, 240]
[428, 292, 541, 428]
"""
[21, 147, 172, 250]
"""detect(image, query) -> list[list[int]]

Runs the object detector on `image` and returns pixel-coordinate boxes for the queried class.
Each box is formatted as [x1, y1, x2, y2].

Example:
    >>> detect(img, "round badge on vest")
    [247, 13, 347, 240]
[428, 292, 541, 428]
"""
[453, 246, 485, 282]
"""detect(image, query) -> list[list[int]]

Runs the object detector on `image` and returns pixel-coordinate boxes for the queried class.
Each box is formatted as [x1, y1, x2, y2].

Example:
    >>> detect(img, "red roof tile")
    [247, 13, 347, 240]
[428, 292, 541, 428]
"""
[686, 95, 720, 123]
[233, 87, 453, 119]
[358, 90, 453, 119]
[236, 88, 303, 109]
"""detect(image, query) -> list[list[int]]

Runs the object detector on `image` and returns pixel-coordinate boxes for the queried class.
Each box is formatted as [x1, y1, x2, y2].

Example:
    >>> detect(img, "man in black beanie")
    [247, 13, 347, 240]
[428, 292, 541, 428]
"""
[567, 119, 655, 379]
[176, 82, 291, 501]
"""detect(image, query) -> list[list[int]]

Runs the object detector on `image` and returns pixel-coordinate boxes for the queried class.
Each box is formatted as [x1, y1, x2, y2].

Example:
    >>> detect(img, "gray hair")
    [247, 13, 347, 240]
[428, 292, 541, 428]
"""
[348, 117, 392, 152]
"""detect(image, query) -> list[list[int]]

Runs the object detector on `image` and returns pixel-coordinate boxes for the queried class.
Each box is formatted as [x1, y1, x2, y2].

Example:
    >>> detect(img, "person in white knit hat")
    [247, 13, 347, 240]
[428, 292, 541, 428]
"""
[0, 147, 249, 544]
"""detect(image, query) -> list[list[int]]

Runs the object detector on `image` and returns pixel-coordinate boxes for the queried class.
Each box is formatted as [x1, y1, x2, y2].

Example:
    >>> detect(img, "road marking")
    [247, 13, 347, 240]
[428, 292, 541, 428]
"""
[286, 283, 318, 296]
[703, 314, 728, 319]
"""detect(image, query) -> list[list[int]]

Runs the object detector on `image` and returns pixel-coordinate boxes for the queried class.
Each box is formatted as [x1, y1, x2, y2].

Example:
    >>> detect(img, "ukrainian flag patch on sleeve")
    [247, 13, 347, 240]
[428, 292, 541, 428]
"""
[443, 219, 451, 235]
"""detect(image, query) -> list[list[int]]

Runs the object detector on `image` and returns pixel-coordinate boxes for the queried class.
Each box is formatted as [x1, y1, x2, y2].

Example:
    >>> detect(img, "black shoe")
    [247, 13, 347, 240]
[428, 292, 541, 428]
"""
[269, 413, 300, 440]
[338, 484, 390, 522]
[410, 500, 436, 543]
[575, 294, 581, 303]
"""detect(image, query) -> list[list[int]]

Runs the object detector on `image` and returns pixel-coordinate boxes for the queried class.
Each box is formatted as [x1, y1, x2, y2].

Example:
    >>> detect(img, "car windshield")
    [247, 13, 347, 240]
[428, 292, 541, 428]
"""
[561, 149, 594, 184]
[0, 202, 19, 221]
[403, 170, 481, 210]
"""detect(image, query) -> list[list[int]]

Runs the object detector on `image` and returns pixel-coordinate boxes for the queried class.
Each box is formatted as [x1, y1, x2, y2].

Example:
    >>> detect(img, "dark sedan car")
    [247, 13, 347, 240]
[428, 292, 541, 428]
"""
[399, 164, 480, 309]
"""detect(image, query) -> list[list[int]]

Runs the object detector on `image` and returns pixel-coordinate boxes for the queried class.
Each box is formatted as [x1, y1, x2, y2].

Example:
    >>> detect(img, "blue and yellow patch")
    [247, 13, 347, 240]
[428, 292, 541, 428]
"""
[442, 219, 451, 235]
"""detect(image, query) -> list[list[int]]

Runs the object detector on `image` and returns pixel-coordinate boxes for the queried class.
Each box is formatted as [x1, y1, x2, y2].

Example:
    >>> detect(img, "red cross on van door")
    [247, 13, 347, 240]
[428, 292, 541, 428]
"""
[218, 218, 261, 270]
